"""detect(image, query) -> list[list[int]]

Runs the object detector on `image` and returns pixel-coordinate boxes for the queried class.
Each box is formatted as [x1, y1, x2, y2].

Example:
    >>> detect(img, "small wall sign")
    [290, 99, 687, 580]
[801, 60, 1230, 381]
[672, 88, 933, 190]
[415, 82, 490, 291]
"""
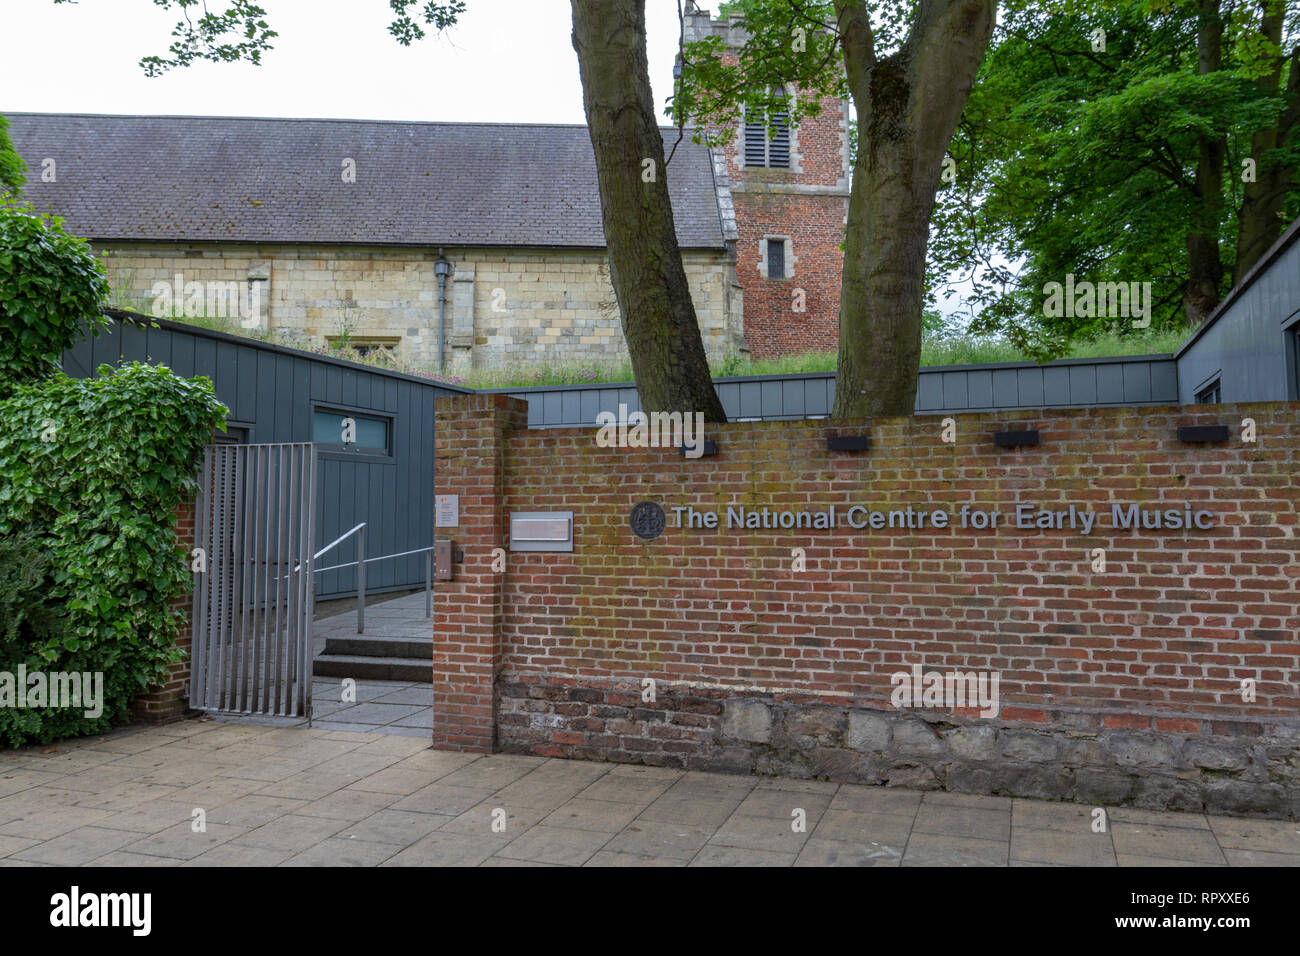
[435, 494, 459, 528]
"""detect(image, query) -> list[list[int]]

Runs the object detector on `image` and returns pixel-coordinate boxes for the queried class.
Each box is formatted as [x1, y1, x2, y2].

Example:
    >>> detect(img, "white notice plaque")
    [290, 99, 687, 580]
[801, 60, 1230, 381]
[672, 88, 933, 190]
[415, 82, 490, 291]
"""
[435, 494, 459, 528]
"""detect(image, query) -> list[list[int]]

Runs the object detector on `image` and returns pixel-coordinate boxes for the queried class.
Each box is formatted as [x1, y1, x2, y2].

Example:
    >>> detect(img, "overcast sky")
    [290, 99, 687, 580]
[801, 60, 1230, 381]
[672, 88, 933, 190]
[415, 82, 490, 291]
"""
[1, 0, 701, 124]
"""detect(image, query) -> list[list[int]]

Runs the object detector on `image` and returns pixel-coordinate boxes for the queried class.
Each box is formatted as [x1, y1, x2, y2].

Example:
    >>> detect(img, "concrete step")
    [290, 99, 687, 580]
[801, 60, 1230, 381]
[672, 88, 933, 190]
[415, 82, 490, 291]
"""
[323, 635, 433, 659]
[313, 654, 432, 682]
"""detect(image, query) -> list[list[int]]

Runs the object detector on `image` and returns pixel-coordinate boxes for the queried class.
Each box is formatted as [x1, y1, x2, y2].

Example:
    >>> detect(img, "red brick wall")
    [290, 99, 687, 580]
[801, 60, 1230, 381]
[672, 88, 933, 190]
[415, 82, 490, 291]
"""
[130, 500, 196, 723]
[733, 190, 846, 358]
[494, 404, 1299, 725]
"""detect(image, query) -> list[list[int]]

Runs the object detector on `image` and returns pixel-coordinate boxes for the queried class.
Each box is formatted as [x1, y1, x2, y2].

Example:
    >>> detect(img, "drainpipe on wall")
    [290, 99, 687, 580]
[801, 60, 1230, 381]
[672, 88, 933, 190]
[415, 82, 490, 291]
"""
[434, 248, 452, 370]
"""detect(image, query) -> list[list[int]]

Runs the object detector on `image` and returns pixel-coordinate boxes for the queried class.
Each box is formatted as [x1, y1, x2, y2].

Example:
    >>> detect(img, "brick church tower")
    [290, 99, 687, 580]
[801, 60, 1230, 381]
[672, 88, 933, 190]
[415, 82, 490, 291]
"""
[682, 6, 850, 359]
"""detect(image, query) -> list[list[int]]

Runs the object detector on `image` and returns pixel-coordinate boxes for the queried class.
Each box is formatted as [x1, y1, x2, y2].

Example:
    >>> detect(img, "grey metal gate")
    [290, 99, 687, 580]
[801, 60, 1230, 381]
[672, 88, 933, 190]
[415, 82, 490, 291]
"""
[191, 443, 318, 717]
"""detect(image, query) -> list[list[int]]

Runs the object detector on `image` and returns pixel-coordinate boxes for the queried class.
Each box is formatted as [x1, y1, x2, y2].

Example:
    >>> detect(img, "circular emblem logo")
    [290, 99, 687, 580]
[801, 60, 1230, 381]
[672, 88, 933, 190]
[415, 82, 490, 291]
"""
[629, 501, 666, 541]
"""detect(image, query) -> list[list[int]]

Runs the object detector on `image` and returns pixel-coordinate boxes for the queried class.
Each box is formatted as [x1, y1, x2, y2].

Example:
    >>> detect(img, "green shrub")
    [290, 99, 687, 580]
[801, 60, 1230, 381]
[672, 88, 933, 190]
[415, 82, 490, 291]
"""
[0, 205, 108, 394]
[0, 363, 226, 747]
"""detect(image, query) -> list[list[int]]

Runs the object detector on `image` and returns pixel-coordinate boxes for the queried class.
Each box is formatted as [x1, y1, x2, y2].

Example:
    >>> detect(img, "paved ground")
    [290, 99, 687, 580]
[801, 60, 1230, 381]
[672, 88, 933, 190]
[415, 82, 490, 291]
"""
[306, 592, 433, 733]
[0, 720, 1297, 867]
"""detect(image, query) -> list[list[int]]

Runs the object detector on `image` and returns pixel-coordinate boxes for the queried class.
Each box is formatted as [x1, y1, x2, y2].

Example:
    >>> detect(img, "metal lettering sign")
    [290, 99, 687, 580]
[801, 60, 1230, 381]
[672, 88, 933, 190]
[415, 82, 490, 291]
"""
[435, 494, 459, 528]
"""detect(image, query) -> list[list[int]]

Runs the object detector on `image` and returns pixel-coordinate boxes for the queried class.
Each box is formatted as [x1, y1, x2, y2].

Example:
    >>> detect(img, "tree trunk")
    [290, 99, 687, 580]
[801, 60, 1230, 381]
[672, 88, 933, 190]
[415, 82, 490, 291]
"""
[1235, 9, 1299, 284]
[832, 0, 996, 419]
[1183, 0, 1227, 329]
[570, 0, 727, 421]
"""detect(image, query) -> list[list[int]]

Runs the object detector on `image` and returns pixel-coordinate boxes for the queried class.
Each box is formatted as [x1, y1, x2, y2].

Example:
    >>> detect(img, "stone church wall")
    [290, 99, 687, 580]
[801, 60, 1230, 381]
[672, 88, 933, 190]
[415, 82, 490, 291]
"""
[95, 242, 741, 372]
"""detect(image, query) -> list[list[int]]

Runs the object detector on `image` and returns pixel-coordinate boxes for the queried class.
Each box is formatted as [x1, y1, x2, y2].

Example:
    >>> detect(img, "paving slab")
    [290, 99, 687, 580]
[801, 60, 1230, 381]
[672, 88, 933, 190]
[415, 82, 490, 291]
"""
[794, 838, 903, 867]
[283, 836, 404, 866]
[913, 802, 1012, 842]
[690, 845, 796, 866]
[381, 830, 499, 867]
[339, 808, 446, 845]
[1205, 816, 1300, 854]
[1010, 828, 1117, 866]
[542, 798, 644, 833]
[125, 820, 248, 861]
[1110, 823, 1229, 865]
[11, 825, 141, 866]
[495, 824, 612, 866]
[902, 832, 1009, 866]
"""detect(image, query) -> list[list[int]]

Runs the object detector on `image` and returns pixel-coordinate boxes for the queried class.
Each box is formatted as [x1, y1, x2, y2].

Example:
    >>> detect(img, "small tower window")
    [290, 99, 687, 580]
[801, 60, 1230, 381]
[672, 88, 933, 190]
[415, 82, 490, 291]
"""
[743, 86, 790, 168]
[767, 241, 786, 279]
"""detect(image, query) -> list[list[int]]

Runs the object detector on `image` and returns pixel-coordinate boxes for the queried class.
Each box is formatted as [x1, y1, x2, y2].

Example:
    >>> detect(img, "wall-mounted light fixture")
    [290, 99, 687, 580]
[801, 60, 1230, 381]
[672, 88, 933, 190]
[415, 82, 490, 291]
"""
[1177, 425, 1230, 443]
[993, 429, 1041, 447]
[434, 248, 452, 371]
[679, 440, 718, 457]
[827, 435, 870, 451]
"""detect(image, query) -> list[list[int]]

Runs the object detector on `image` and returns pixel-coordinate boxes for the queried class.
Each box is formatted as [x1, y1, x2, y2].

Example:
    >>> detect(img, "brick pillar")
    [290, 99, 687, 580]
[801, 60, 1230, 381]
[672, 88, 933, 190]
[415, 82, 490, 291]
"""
[431, 394, 528, 752]
[131, 499, 197, 723]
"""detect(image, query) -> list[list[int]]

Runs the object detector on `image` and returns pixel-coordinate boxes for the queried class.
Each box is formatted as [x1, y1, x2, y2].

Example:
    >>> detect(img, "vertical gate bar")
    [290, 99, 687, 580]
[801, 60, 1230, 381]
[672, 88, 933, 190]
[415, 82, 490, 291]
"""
[288, 444, 302, 718]
[191, 447, 211, 709]
[210, 446, 228, 711]
[282, 444, 298, 717]
[357, 525, 366, 635]
[425, 550, 432, 619]
[245, 444, 261, 712]
[218, 445, 235, 710]
[268, 445, 285, 716]
[258, 444, 273, 713]
[243, 445, 258, 712]
[218, 446, 237, 711]
[199, 446, 214, 708]
[289, 442, 302, 718]
[233, 445, 250, 712]
[248, 444, 261, 713]
[258, 444, 271, 716]
[302, 443, 317, 718]
[294, 443, 306, 718]
[251, 443, 265, 713]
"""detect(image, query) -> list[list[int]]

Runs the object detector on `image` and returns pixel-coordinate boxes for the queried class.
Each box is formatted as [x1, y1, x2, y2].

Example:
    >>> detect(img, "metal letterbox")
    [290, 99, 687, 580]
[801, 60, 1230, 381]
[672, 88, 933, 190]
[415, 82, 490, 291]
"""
[509, 511, 573, 552]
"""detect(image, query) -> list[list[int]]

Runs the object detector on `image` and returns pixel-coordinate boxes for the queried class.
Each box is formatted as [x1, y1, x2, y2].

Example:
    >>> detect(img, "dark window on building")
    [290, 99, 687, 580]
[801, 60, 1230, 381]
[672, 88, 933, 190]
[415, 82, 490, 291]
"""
[312, 407, 392, 456]
[767, 240, 786, 280]
[743, 87, 790, 168]
[1291, 326, 1300, 399]
[1195, 379, 1221, 404]
[215, 424, 250, 445]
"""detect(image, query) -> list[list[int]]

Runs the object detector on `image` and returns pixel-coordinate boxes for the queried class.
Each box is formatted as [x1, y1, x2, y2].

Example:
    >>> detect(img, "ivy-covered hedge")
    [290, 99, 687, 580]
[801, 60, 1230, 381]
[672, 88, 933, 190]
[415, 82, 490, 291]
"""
[0, 206, 108, 394]
[0, 364, 226, 747]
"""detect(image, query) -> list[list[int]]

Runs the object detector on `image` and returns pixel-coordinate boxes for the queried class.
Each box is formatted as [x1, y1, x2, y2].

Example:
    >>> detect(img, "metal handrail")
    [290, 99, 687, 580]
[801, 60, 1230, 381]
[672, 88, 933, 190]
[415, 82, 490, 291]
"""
[298, 523, 435, 634]
[291, 522, 365, 573]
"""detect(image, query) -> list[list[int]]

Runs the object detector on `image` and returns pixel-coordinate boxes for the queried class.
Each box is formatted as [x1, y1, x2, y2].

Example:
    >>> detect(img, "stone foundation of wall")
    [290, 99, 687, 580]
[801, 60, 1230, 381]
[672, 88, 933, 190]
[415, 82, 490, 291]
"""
[498, 676, 1300, 819]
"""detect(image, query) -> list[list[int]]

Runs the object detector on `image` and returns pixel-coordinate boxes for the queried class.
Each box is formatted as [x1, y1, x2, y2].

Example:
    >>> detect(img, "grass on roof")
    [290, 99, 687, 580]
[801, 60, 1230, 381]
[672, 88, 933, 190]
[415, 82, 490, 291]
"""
[142, 308, 1190, 390]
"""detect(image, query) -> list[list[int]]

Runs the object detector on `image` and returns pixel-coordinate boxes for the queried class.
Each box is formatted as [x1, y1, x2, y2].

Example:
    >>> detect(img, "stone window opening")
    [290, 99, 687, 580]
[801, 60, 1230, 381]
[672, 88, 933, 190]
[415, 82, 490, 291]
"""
[743, 85, 791, 168]
[757, 236, 794, 280]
